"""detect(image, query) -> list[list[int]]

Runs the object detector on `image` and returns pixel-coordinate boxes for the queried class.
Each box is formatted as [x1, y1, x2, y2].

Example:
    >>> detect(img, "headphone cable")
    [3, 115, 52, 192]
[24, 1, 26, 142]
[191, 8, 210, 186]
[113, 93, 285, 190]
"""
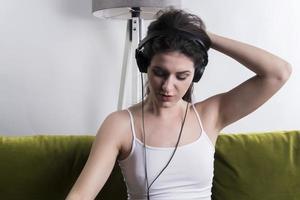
[140, 73, 189, 200]
[141, 73, 150, 200]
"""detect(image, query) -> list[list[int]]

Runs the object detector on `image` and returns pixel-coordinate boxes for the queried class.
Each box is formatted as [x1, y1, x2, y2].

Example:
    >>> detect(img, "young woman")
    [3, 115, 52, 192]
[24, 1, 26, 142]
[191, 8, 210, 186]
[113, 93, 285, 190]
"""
[66, 8, 292, 200]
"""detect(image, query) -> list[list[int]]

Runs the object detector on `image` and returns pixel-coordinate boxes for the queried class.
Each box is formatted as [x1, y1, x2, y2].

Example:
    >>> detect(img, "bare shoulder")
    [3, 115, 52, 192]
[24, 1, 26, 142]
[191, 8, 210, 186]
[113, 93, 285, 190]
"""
[96, 109, 131, 145]
[193, 94, 224, 145]
[101, 110, 130, 130]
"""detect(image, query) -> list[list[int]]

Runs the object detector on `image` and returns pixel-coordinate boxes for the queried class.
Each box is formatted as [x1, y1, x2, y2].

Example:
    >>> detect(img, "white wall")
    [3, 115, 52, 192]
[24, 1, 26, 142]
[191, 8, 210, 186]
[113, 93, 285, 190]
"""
[0, 0, 299, 135]
[183, 0, 300, 133]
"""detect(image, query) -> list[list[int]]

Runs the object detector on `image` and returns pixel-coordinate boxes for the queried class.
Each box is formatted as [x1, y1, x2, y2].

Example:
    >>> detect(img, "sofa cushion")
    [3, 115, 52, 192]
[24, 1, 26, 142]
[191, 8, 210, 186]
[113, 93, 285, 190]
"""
[212, 130, 300, 200]
[0, 135, 126, 200]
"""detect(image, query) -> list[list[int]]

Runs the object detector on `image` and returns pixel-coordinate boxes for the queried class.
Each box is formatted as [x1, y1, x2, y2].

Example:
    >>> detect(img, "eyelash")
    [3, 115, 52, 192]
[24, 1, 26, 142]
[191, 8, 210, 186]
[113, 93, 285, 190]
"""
[152, 69, 189, 81]
[177, 76, 187, 80]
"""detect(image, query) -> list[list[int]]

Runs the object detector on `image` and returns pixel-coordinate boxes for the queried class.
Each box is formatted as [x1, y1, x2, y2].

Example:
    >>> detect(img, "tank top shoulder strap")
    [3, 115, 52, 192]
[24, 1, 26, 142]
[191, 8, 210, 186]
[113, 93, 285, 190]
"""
[191, 104, 205, 133]
[117, 109, 137, 162]
[126, 109, 137, 140]
[192, 104, 215, 149]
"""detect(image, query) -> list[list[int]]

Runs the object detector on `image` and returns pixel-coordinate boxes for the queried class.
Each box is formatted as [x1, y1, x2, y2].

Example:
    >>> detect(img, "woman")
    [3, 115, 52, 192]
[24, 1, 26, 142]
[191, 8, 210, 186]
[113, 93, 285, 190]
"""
[66, 8, 292, 200]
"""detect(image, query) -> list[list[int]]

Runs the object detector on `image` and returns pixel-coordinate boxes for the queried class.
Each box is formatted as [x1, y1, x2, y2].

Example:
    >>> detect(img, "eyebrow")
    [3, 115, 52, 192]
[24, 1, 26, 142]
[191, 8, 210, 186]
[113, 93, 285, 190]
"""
[176, 70, 192, 74]
[152, 66, 192, 74]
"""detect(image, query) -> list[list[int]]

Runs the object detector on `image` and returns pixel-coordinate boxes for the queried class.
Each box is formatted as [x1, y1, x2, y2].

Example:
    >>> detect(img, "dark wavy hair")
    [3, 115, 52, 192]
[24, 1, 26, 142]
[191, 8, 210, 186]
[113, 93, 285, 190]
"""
[143, 8, 211, 102]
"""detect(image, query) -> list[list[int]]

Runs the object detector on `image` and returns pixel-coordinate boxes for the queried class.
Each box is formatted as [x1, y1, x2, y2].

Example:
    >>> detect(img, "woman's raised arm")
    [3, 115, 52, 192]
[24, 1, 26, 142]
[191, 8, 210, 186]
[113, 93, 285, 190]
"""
[196, 32, 292, 135]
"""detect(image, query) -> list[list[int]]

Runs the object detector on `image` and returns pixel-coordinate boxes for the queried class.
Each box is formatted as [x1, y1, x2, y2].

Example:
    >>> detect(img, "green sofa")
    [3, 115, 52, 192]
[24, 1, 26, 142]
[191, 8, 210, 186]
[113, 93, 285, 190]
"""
[0, 131, 299, 200]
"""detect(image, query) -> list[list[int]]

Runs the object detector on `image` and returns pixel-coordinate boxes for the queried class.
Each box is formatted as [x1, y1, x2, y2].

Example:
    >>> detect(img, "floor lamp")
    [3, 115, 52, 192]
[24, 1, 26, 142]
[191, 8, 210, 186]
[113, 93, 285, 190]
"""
[92, 0, 181, 110]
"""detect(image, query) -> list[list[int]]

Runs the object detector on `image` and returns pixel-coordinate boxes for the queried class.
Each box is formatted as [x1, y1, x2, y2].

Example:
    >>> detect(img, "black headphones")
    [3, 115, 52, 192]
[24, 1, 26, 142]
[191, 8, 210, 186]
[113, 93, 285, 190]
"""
[135, 29, 209, 82]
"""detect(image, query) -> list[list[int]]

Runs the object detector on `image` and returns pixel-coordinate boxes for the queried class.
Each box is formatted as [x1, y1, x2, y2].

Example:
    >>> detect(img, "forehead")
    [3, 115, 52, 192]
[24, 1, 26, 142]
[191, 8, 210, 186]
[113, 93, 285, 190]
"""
[150, 51, 194, 72]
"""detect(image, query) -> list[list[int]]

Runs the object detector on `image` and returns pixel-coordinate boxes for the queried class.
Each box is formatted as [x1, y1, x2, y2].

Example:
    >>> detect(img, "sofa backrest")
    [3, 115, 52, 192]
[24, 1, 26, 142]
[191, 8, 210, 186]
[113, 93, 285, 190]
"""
[0, 135, 103, 200]
[0, 131, 299, 200]
[212, 130, 300, 200]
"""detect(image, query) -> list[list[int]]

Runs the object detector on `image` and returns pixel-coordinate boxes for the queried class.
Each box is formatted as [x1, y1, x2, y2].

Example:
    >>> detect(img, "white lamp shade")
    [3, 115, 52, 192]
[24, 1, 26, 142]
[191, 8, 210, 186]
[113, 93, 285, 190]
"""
[92, 0, 181, 19]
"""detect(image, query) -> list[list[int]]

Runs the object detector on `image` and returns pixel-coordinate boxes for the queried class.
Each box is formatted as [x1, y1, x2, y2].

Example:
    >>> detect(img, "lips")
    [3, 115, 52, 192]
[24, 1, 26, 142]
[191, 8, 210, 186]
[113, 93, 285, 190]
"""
[159, 94, 174, 101]
[161, 94, 173, 97]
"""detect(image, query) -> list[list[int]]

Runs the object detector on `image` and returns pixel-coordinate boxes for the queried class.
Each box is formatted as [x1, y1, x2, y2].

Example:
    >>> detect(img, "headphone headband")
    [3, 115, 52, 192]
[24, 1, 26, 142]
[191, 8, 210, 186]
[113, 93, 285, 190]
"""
[137, 29, 208, 52]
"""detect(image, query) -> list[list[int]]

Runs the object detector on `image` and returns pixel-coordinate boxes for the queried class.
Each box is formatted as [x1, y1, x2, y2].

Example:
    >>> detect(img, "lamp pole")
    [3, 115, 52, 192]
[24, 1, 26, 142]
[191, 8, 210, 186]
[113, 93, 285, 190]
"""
[92, 0, 181, 109]
[118, 7, 143, 110]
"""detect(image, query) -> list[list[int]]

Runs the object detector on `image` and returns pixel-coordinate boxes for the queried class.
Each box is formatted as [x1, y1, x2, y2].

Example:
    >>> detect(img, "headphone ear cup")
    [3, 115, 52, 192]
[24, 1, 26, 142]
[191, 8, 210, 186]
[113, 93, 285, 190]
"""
[193, 65, 202, 82]
[193, 53, 208, 82]
[135, 49, 149, 73]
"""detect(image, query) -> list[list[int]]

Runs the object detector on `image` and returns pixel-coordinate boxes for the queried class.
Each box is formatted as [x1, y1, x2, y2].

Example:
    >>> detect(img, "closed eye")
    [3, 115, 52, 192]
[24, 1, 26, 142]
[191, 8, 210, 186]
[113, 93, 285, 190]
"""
[176, 73, 190, 80]
[152, 68, 168, 77]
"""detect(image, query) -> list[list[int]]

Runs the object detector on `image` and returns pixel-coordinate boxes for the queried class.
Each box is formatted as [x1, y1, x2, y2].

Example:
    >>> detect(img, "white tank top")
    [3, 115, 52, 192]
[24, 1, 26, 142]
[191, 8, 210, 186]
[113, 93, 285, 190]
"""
[118, 105, 215, 200]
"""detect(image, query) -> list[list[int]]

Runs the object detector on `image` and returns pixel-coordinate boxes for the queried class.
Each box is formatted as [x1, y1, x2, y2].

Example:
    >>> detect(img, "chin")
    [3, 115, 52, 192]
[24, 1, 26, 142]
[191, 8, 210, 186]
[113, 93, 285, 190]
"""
[150, 94, 183, 108]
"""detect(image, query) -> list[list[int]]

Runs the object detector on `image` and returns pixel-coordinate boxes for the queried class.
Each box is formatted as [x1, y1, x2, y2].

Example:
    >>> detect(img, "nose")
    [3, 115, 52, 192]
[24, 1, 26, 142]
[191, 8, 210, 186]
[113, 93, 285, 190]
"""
[161, 76, 174, 93]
